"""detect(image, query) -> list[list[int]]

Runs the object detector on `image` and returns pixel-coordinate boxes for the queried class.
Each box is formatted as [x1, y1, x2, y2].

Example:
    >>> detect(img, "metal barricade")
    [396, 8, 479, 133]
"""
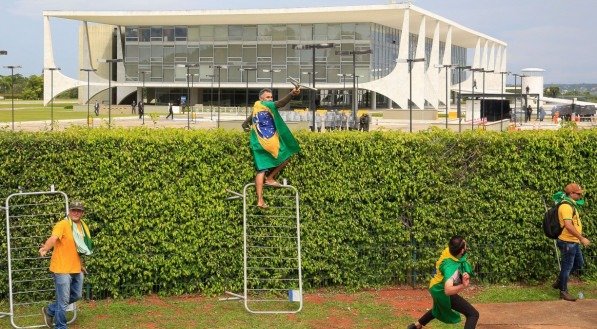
[2, 186, 77, 328]
[223, 182, 303, 314]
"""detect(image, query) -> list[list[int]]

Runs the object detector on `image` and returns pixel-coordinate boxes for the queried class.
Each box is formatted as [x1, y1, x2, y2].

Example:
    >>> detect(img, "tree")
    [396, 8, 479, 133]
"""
[21, 75, 43, 100]
[544, 86, 560, 98]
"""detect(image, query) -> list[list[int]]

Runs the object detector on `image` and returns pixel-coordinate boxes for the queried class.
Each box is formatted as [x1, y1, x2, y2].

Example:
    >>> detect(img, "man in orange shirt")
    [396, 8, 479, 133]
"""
[39, 201, 93, 328]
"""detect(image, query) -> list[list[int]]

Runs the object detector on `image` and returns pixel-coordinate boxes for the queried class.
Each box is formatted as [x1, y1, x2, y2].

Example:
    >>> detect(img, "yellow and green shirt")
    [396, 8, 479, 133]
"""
[49, 218, 91, 274]
[558, 203, 582, 243]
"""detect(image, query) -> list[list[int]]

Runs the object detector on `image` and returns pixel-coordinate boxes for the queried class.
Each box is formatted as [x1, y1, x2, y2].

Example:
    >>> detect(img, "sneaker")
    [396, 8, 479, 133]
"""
[406, 324, 418, 329]
[559, 291, 577, 302]
[41, 306, 53, 327]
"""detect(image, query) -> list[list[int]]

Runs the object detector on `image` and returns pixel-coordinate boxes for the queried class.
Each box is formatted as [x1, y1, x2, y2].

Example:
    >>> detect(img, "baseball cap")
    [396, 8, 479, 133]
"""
[70, 201, 85, 211]
[564, 183, 583, 195]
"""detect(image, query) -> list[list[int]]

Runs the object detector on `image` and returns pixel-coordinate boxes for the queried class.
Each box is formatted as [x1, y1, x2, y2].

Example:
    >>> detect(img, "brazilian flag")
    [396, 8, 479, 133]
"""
[249, 100, 300, 171]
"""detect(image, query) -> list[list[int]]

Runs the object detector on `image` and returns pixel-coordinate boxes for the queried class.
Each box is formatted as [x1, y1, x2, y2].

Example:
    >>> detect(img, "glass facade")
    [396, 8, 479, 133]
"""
[122, 22, 466, 107]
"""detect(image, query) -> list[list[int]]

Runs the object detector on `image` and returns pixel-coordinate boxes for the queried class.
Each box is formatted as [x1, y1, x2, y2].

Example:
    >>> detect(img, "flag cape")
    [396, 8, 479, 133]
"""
[249, 100, 300, 171]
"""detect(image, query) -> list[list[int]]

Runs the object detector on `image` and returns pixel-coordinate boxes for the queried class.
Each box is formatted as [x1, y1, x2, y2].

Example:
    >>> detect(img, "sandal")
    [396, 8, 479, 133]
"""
[257, 202, 269, 209]
[264, 180, 282, 188]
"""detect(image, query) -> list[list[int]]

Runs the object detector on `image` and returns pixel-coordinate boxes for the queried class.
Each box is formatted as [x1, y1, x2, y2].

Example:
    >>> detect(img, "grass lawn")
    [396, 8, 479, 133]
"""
[1, 281, 594, 328]
[0, 99, 132, 122]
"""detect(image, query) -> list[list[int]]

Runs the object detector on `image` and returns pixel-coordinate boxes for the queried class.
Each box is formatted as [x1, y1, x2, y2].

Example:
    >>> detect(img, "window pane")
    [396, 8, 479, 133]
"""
[243, 25, 257, 42]
[200, 25, 214, 41]
[287, 25, 300, 41]
[164, 46, 175, 64]
[188, 27, 200, 42]
[200, 45, 213, 57]
[272, 25, 286, 41]
[139, 46, 150, 64]
[228, 26, 243, 41]
[175, 26, 187, 38]
[140, 28, 150, 42]
[258, 44, 271, 57]
[151, 45, 163, 58]
[272, 47, 286, 65]
[214, 47, 227, 64]
[215, 26, 228, 41]
[163, 27, 174, 42]
[328, 24, 341, 40]
[243, 46, 256, 63]
[151, 27, 163, 40]
[300, 25, 312, 41]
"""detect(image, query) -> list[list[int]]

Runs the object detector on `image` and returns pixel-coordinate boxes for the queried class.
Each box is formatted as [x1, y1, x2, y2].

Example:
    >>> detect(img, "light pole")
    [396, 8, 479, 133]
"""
[212, 65, 227, 128]
[139, 70, 151, 125]
[512, 73, 527, 126]
[294, 43, 335, 132]
[498, 71, 510, 131]
[0, 50, 7, 55]
[99, 58, 123, 128]
[177, 64, 199, 130]
[4, 65, 21, 131]
[239, 67, 257, 118]
[302, 71, 317, 130]
[480, 69, 494, 125]
[262, 68, 281, 90]
[469, 68, 484, 130]
[80, 68, 97, 128]
[435, 64, 452, 129]
[454, 66, 471, 133]
[398, 58, 425, 132]
[189, 73, 199, 122]
[44, 67, 61, 131]
[206, 74, 215, 121]
[337, 73, 350, 106]
[336, 49, 372, 129]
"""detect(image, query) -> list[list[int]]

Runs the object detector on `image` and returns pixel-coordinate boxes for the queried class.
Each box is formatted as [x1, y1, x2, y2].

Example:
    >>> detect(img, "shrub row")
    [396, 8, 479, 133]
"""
[0, 127, 594, 298]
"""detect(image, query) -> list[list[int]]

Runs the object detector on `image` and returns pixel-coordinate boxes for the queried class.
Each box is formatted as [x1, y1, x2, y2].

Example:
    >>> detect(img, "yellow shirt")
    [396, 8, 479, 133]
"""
[558, 203, 582, 243]
[49, 219, 83, 274]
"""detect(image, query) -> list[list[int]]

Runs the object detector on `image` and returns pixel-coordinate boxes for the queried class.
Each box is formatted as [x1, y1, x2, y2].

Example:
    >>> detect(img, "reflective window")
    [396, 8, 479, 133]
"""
[188, 27, 200, 42]
[164, 46, 175, 64]
[243, 26, 257, 41]
[139, 46, 150, 64]
[272, 25, 286, 41]
[242, 46, 257, 63]
[328, 24, 341, 40]
[215, 26, 228, 41]
[200, 26, 214, 41]
[229, 26, 243, 41]
[287, 25, 300, 41]
[140, 28, 150, 42]
[214, 46, 227, 64]
[175, 26, 187, 41]
[151, 27, 163, 41]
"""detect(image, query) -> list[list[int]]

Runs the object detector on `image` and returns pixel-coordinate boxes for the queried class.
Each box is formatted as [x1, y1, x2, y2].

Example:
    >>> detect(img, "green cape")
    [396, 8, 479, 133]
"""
[429, 254, 473, 324]
[249, 101, 300, 171]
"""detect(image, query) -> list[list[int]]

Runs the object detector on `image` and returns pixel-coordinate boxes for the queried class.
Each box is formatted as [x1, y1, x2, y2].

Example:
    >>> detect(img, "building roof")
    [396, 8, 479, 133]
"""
[44, 4, 506, 48]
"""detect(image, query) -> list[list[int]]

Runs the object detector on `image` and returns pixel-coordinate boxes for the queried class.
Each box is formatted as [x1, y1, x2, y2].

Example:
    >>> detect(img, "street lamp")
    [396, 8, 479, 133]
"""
[177, 63, 199, 130]
[498, 71, 510, 131]
[434, 64, 452, 129]
[454, 66, 471, 133]
[212, 65, 228, 128]
[397, 58, 425, 132]
[294, 43, 335, 132]
[512, 73, 527, 126]
[469, 68, 484, 130]
[239, 67, 257, 118]
[302, 71, 317, 130]
[0, 50, 7, 55]
[262, 68, 281, 90]
[336, 49, 372, 129]
[480, 69, 494, 126]
[44, 67, 61, 131]
[99, 58, 123, 128]
[4, 65, 21, 131]
[139, 70, 151, 125]
[206, 74, 215, 121]
[188, 73, 199, 122]
[80, 68, 97, 128]
[337, 73, 350, 106]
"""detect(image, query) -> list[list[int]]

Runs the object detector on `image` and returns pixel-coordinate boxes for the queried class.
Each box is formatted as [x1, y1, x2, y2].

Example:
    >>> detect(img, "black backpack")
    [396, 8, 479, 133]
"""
[543, 201, 575, 239]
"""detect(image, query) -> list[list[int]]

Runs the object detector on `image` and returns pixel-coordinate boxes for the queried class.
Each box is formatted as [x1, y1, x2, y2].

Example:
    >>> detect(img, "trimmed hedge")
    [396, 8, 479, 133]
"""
[0, 127, 595, 298]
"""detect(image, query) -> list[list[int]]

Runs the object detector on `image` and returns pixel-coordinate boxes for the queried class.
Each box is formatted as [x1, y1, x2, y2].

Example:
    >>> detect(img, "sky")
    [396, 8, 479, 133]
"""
[0, 0, 595, 84]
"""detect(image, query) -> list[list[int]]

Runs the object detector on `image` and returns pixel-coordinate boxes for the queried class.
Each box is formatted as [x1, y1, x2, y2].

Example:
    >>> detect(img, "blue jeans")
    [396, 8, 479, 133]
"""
[557, 240, 584, 292]
[47, 273, 83, 329]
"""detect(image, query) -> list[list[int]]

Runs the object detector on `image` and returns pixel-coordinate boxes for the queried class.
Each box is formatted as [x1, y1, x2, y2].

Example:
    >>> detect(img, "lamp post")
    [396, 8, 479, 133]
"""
[189, 73, 199, 122]
[0, 50, 7, 55]
[139, 70, 151, 125]
[239, 67, 257, 118]
[498, 71, 510, 131]
[4, 65, 21, 131]
[99, 58, 123, 128]
[434, 64, 452, 129]
[80, 68, 97, 128]
[454, 66, 471, 133]
[206, 74, 215, 121]
[469, 68, 484, 130]
[294, 43, 335, 132]
[397, 58, 425, 132]
[302, 71, 317, 130]
[177, 64, 199, 130]
[262, 68, 281, 90]
[480, 69, 494, 125]
[44, 67, 61, 131]
[337, 73, 350, 106]
[336, 49, 372, 129]
[212, 65, 227, 128]
[512, 73, 527, 126]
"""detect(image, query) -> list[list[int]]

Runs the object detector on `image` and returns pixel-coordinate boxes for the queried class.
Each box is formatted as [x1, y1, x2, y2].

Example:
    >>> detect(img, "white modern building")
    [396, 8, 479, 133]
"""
[43, 3, 507, 113]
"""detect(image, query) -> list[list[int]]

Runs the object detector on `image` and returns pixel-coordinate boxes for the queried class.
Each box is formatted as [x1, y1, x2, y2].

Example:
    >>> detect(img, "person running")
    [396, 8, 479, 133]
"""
[408, 235, 479, 329]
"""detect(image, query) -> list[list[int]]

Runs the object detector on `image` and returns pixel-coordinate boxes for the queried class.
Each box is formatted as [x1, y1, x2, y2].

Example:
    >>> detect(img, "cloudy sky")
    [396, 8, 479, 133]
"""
[1, 0, 595, 84]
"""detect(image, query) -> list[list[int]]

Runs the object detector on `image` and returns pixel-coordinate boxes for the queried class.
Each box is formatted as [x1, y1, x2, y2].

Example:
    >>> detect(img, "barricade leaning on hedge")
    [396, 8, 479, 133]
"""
[0, 127, 594, 299]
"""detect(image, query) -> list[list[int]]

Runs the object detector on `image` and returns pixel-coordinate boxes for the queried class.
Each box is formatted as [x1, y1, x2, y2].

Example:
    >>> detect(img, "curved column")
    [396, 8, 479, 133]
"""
[411, 15, 426, 109]
[425, 20, 440, 109]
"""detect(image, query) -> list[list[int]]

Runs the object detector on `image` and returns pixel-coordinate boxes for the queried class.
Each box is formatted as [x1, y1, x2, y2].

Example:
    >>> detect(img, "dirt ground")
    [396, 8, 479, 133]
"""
[306, 287, 597, 329]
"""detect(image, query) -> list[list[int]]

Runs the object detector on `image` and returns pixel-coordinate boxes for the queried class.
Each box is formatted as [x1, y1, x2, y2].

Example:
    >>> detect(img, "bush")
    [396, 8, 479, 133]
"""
[0, 128, 594, 298]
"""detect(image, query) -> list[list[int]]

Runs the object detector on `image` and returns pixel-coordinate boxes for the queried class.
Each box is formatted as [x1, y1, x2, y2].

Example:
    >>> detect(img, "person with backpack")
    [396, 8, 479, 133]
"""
[39, 201, 93, 328]
[551, 183, 590, 301]
[407, 236, 479, 329]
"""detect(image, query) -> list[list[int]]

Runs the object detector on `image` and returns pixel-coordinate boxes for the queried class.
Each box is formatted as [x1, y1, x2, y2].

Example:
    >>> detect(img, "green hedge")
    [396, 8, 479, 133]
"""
[0, 127, 595, 298]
